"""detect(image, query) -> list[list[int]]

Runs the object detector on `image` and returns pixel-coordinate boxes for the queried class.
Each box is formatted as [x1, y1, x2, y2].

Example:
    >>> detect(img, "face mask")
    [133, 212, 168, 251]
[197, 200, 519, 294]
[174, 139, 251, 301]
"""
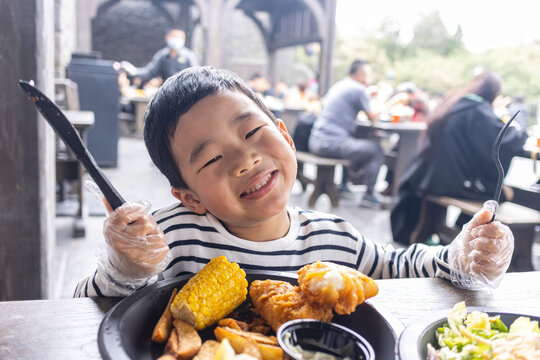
[167, 37, 185, 51]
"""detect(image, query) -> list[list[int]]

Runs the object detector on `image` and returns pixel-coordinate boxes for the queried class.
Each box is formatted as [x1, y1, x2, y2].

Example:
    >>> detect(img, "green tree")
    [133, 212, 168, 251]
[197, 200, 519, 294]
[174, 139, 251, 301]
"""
[472, 44, 540, 100]
[409, 11, 465, 56]
[369, 16, 407, 62]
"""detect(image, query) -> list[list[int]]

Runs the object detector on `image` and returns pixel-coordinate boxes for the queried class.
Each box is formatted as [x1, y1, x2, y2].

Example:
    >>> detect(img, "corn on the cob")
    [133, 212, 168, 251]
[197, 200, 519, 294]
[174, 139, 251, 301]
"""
[170, 256, 248, 330]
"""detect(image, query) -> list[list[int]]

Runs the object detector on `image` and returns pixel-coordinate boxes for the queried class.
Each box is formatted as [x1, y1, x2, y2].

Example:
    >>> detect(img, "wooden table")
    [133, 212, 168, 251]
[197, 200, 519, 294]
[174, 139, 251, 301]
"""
[1, 272, 538, 359]
[357, 120, 427, 196]
[120, 94, 152, 134]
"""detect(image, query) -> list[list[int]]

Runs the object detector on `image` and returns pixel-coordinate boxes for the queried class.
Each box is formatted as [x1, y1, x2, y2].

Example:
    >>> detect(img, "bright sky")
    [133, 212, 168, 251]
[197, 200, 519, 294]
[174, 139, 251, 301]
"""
[336, 0, 540, 53]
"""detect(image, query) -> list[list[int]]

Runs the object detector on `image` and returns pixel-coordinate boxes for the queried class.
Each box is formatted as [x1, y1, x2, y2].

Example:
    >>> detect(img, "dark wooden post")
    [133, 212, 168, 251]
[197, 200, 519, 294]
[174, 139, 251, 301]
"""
[0, 0, 56, 300]
[318, 0, 336, 95]
[205, 0, 223, 66]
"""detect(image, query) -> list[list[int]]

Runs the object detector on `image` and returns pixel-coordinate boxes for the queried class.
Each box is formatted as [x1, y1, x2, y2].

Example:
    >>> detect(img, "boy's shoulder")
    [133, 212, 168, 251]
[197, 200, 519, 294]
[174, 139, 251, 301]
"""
[292, 206, 355, 231]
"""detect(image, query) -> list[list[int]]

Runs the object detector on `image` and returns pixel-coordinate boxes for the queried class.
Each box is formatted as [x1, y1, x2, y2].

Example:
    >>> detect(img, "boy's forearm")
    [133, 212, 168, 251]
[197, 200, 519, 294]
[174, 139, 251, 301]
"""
[365, 241, 451, 280]
[73, 267, 154, 298]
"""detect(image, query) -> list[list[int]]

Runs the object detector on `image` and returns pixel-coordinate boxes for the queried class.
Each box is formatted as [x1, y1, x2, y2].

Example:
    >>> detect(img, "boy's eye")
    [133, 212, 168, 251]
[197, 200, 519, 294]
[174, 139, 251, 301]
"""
[245, 126, 262, 139]
[202, 155, 222, 169]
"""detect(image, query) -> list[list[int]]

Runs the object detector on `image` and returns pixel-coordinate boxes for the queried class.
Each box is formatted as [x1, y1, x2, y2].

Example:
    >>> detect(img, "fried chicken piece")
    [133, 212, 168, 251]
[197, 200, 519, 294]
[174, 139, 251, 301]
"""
[297, 261, 379, 315]
[249, 280, 333, 332]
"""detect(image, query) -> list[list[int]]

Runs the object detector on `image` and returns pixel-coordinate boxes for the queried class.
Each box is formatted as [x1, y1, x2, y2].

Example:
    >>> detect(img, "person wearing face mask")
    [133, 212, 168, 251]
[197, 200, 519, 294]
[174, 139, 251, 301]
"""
[119, 28, 198, 88]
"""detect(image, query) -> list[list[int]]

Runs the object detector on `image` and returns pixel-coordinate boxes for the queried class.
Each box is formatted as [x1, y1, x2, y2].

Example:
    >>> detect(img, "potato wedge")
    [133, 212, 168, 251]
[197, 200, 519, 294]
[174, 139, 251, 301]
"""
[214, 326, 282, 360]
[193, 340, 220, 360]
[242, 338, 263, 360]
[174, 319, 202, 359]
[164, 328, 179, 355]
[214, 338, 236, 360]
[157, 354, 177, 360]
[152, 288, 179, 343]
[218, 318, 249, 331]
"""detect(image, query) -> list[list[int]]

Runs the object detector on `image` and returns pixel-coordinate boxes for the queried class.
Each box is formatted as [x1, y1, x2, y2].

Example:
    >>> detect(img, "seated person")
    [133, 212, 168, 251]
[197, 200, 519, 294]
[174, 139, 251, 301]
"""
[308, 60, 384, 207]
[119, 28, 197, 88]
[391, 71, 528, 245]
[74, 67, 515, 297]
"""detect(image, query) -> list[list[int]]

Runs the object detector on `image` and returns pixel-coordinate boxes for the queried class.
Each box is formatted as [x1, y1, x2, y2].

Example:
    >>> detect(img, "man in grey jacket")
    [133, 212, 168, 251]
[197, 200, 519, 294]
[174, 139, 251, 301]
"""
[121, 28, 198, 87]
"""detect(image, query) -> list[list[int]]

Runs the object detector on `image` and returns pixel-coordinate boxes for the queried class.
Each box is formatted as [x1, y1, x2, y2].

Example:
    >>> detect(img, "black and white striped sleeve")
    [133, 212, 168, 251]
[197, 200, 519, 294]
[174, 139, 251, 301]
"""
[355, 235, 451, 280]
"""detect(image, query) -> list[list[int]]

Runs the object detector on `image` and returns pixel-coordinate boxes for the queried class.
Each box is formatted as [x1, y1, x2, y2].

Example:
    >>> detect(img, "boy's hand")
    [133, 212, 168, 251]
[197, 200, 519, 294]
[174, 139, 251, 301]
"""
[103, 201, 171, 279]
[449, 202, 514, 289]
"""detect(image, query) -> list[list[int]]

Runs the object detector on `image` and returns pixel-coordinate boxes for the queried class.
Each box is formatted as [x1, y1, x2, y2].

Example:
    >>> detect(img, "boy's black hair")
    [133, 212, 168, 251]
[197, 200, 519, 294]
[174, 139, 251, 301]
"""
[144, 66, 277, 189]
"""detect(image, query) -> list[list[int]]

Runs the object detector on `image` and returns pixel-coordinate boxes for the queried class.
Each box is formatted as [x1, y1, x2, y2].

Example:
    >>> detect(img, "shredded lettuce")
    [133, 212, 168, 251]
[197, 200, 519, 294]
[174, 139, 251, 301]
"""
[447, 301, 467, 335]
[428, 303, 538, 360]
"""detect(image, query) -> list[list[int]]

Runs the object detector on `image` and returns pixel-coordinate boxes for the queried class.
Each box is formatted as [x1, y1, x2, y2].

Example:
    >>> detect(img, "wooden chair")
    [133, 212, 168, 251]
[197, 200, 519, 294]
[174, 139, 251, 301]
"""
[296, 151, 351, 207]
[54, 79, 95, 236]
[55, 78, 80, 111]
[411, 195, 540, 272]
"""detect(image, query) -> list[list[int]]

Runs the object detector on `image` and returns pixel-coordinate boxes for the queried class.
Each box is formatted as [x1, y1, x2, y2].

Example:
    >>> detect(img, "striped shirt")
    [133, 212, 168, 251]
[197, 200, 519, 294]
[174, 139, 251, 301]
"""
[74, 203, 451, 297]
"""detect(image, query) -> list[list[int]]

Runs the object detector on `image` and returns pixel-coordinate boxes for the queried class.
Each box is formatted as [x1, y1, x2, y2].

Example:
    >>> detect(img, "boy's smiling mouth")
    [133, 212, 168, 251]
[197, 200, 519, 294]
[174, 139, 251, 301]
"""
[240, 170, 278, 199]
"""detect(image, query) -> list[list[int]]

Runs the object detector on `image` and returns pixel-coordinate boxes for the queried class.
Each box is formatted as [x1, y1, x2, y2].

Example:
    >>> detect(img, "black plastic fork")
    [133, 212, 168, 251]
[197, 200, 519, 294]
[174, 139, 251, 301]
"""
[490, 110, 520, 222]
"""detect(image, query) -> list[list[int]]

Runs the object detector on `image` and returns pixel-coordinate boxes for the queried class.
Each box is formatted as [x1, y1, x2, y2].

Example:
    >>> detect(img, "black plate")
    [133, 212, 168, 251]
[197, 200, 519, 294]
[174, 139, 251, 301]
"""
[99, 270, 404, 360]
[398, 308, 540, 360]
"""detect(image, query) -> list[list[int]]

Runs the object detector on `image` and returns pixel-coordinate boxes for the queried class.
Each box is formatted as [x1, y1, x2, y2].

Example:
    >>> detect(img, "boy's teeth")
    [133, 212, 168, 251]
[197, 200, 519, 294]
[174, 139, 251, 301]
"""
[244, 173, 272, 194]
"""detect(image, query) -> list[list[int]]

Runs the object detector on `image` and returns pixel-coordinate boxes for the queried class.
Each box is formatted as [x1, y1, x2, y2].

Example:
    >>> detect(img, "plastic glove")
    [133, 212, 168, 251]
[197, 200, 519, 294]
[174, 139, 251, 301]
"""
[448, 200, 514, 290]
[119, 60, 137, 76]
[98, 200, 171, 289]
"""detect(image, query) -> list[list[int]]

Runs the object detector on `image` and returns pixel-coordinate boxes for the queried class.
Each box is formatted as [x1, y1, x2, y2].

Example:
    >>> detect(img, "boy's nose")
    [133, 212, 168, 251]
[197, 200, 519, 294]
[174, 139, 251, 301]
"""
[233, 153, 262, 177]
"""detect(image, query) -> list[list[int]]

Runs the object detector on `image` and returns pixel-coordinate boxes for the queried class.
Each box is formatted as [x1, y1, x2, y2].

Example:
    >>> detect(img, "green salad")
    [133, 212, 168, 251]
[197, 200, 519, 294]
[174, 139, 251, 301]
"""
[427, 302, 540, 360]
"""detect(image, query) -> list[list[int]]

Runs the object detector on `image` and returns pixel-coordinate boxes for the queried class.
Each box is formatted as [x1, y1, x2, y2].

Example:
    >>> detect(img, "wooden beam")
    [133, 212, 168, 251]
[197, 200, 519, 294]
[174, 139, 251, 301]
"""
[317, 0, 336, 95]
[0, 0, 56, 300]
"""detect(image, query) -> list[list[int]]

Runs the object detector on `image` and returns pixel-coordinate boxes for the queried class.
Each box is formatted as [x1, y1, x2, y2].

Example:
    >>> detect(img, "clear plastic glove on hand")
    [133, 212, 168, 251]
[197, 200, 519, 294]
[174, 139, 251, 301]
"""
[98, 200, 171, 289]
[448, 200, 514, 290]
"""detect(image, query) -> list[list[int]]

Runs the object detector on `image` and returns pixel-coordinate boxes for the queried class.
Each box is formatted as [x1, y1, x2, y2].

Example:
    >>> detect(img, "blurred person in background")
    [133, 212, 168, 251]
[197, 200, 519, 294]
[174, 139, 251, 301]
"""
[391, 71, 528, 245]
[119, 28, 197, 88]
[308, 59, 385, 208]
[247, 73, 274, 97]
[273, 81, 289, 101]
[508, 94, 531, 131]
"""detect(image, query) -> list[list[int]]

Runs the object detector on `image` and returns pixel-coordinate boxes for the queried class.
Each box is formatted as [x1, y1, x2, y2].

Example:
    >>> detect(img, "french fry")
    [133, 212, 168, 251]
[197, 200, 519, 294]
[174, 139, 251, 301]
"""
[214, 326, 283, 360]
[152, 288, 179, 343]
[193, 340, 220, 360]
[173, 319, 202, 359]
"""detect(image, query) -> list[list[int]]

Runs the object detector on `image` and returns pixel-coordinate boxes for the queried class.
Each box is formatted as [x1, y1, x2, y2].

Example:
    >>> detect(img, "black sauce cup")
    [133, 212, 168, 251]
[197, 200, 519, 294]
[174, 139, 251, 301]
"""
[277, 319, 376, 360]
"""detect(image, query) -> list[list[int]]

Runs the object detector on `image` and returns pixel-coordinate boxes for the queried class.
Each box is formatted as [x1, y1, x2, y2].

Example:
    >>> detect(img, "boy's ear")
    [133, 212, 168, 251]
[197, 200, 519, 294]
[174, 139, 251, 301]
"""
[171, 187, 207, 214]
[277, 119, 295, 151]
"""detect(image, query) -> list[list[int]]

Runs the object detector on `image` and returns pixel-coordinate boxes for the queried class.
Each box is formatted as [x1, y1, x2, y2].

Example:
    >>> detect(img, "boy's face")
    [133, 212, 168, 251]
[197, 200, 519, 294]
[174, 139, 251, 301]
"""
[170, 90, 297, 234]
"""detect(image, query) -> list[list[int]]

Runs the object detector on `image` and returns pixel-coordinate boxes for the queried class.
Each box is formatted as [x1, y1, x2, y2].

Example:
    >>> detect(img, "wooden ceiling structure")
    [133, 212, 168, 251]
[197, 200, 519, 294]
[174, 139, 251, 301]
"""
[156, 0, 337, 94]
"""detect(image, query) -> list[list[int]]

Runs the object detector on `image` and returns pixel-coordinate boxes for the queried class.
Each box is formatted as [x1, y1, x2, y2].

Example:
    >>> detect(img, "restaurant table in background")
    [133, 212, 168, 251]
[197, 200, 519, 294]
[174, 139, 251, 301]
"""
[1, 271, 538, 359]
[503, 136, 540, 211]
[357, 120, 427, 196]
[120, 88, 153, 135]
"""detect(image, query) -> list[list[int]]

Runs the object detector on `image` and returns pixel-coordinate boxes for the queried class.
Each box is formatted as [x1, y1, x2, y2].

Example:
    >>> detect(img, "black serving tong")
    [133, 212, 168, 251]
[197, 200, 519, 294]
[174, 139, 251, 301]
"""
[18, 80, 126, 210]
[490, 110, 520, 222]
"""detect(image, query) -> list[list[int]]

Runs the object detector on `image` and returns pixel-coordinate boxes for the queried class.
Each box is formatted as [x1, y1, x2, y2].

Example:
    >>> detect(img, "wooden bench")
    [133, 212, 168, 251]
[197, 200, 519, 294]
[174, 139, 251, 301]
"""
[295, 151, 351, 207]
[411, 195, 540, 272]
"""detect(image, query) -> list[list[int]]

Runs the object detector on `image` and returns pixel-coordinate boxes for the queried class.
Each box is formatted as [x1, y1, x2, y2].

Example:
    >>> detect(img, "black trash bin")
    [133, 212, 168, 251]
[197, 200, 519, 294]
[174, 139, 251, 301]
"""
[66, 55, 120, 167]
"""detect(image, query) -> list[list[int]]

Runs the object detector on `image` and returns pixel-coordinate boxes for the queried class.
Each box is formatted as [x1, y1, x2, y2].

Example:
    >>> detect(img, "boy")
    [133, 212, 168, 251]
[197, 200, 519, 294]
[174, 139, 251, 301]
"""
[75, 67, 513, 297]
